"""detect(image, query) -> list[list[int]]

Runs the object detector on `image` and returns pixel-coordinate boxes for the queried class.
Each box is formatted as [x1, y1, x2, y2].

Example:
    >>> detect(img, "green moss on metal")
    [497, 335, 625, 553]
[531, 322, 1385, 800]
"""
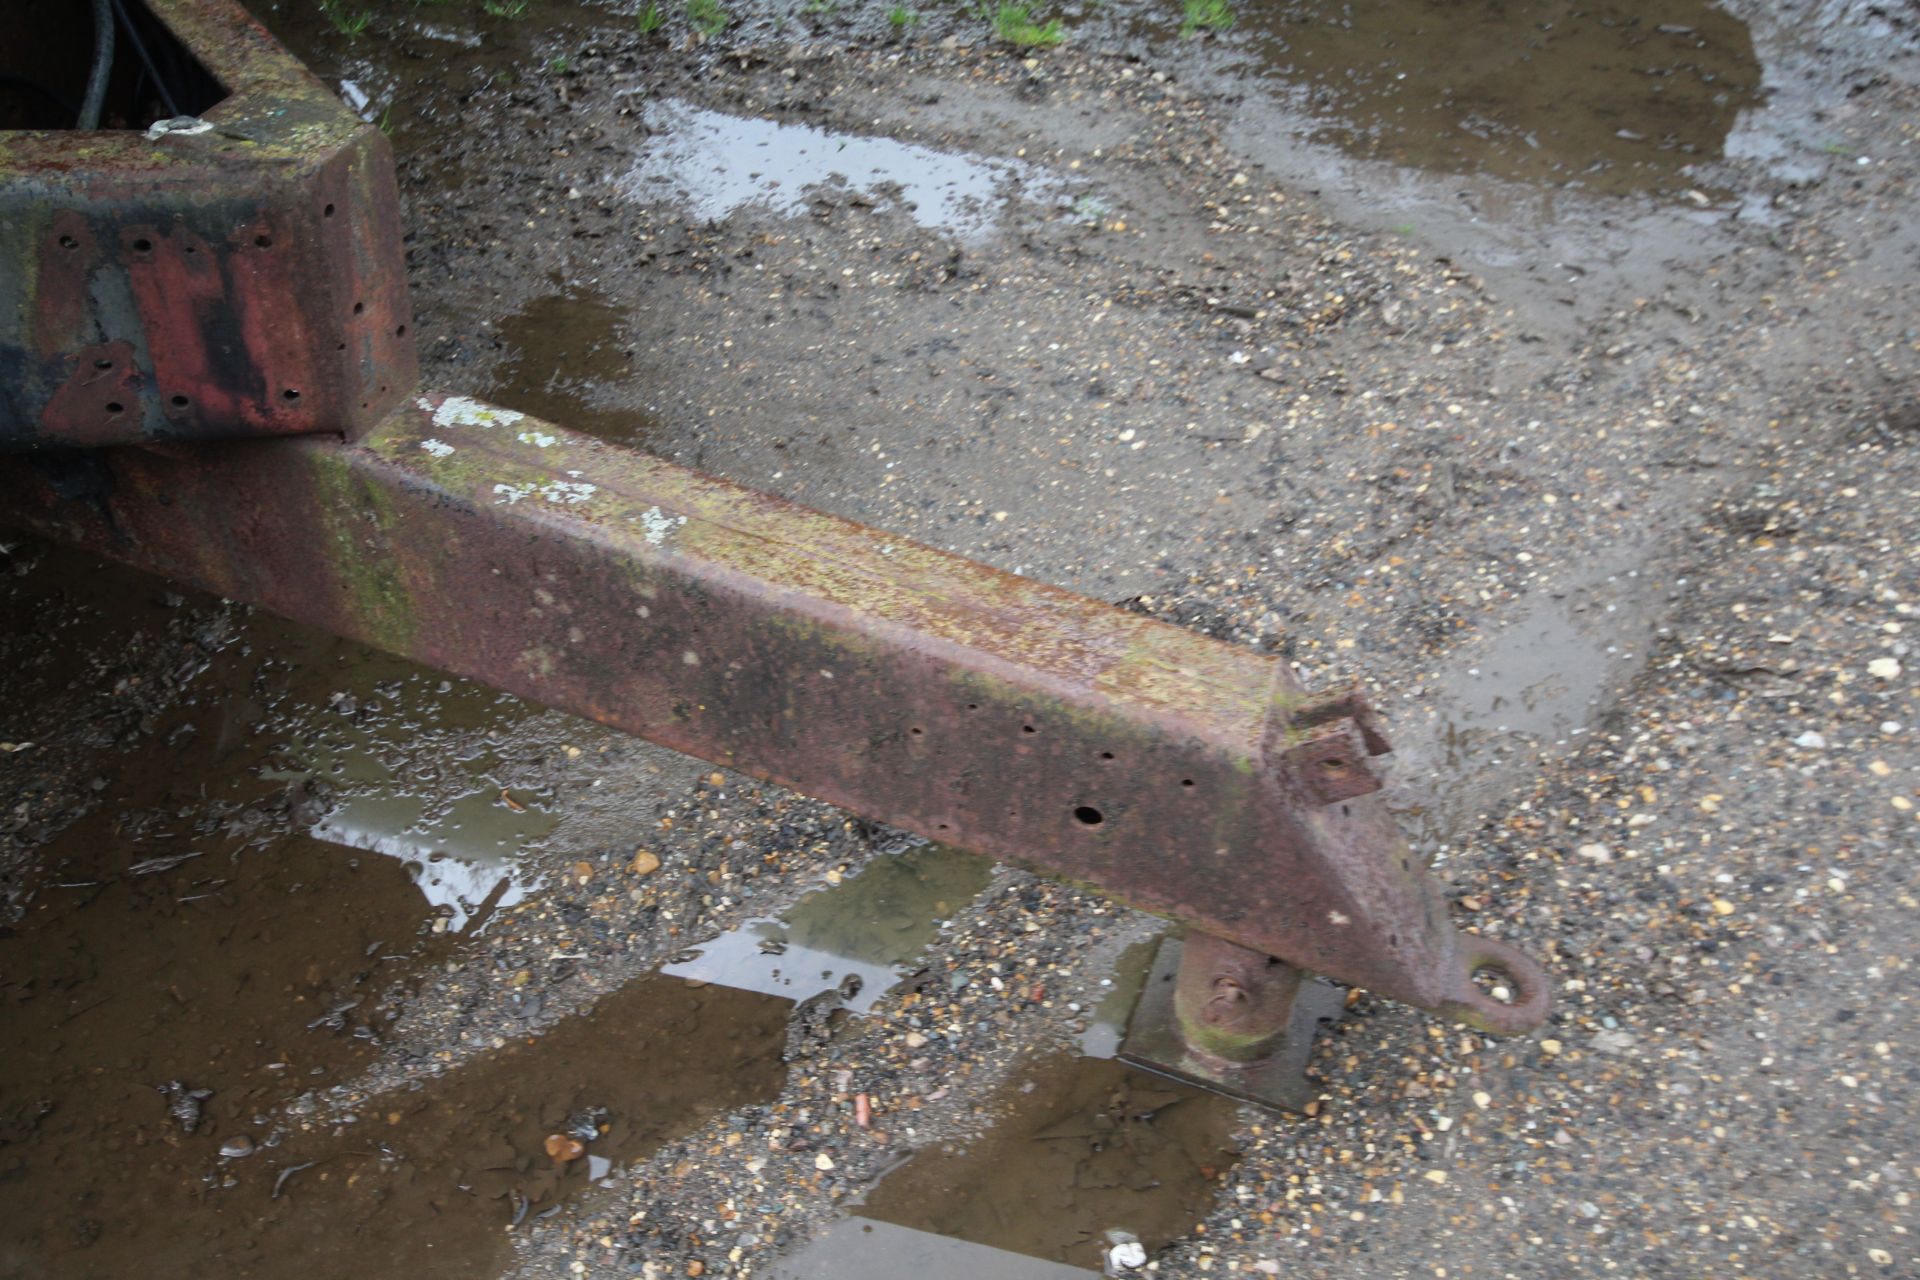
[307, 446, 419, 653]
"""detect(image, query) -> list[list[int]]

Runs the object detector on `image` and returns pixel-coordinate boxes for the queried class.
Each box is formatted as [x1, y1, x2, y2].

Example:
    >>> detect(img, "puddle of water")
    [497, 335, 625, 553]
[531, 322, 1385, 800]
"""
[772, 1218, 1091, 1280]
[1432, 602, 1618, 760]
[1076, 937, 1161, 1060]
[1, 944, 787, 1278]
[0, 828, 442, 1277]
[665, 842, 993, 1013]
[624, 100, 1057, 243]
[857, 1053, 1241, 1272]
[243, 974, 790, 1278]
[1386, 560, 1658, 846]
[487, 291, 661, 448]
[243, 637, 558, 931]
[1221, 0, 1762, 194]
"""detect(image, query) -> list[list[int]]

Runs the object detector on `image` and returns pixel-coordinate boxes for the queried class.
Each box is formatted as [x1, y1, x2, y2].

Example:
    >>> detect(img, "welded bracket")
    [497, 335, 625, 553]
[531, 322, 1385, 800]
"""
[1118, 933, 1346, 1112]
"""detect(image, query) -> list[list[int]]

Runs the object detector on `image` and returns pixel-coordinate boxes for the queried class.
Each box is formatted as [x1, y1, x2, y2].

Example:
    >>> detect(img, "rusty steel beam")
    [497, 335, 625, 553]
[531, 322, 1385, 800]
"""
[0, 395, 1549, 1036]
[0, 0, 415, 450]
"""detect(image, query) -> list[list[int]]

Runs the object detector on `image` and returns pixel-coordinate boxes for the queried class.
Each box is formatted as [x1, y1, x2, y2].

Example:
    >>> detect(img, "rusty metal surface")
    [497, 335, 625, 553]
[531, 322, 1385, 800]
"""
[0, 396, 1550, 1033]
[1119, 936, 1346, 1112]
[0, 0, 415, 450]
[1170, 931, 1307, 1065]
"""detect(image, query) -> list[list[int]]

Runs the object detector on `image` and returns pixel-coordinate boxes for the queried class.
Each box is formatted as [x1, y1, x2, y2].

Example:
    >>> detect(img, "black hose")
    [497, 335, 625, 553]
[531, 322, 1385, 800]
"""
[110, 0, 180, 120]
[77, 0, 115, 130]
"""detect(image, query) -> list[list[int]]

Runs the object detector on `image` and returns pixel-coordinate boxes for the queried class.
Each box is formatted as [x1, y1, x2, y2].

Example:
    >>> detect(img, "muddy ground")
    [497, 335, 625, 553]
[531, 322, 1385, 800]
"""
[3, 0, 1917, 1276]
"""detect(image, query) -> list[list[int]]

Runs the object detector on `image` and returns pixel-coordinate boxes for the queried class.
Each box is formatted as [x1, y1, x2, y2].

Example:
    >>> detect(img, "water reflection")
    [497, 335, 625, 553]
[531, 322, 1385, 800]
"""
[665, 842, 992, 1012]
[488, 290, 661, 448]
[624, 100, 1058, 241]
[1227, 0, 1762, 192]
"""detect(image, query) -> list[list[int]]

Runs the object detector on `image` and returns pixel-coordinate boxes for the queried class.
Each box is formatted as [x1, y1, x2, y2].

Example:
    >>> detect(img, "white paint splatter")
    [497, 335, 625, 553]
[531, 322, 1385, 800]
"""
[639, 505, 688, 546]
[493, 479, 599, 506]
[420, 438, 455, 458]
[517, 430, 558, 448]
[433, 397, 523, 430]
[540, 480, 597, 505]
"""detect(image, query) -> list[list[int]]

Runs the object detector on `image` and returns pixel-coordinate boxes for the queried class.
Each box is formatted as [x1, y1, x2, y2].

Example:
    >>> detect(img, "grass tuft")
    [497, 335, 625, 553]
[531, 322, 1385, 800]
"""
[318, 0, 372, 36]
[991, 2, 1062, 47]
[1179, 0, 1231, 37]
[687, 0, 729, 36]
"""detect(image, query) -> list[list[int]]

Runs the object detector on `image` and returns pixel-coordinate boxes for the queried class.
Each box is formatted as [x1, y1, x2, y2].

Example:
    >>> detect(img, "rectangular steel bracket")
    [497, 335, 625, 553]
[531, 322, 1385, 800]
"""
[0, 0, 416, 449]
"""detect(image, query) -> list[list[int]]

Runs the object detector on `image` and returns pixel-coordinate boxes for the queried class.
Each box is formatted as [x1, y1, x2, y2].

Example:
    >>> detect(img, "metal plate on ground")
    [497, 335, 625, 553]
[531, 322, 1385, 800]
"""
[1117, 936, 1346, 1112]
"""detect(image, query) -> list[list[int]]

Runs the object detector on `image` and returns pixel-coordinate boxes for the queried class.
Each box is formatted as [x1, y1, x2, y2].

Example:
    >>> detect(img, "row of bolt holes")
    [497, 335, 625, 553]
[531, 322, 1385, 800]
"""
[64, 203, 407, 417]
[909, 709, 1198, 833]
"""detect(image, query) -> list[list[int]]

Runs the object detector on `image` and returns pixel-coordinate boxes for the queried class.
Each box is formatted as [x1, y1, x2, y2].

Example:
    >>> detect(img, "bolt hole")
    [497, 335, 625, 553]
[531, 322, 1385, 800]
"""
[937, 823, 950, 831]
[1072, 805, 1103, 826]
[185, 244, 197, 254]
[1471, 964, 1517, 1005]
[104, 401, 124, 414]
[58, 234, 78, 250]
[1319, 757, 1351, 776]
[1021, 724, 1036, 734]
[255, 234, 273, 248]
[353, 301, 365, 316]
[131, 238, 153, 253]
[965, 703, 978, 712]
[909, 727, 923, 736]
[395, 324, 408, 337]
[324, 203, 337, 217]
[169, 395, 189, 409]
[282, 388, 301, 402]
[1180, 779, 1195, 789]
[92, 358, 113, 370]
[1099, 751, 1114, 761]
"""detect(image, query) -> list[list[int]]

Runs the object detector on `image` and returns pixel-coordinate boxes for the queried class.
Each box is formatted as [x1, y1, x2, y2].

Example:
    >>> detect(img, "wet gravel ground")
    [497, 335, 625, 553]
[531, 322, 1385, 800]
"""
[4, 0, 1919, 1275]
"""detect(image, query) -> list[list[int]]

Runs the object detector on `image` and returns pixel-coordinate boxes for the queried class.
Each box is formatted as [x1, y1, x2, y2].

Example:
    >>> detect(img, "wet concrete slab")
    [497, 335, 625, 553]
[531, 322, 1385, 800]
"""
[769, 1217, 1091, 1280]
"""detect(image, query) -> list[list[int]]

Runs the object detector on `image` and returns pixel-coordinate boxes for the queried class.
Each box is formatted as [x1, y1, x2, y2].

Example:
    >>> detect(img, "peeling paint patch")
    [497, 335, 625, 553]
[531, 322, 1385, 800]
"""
[420, 438, 455, 458]
[517, 430, 558, 448]
[433, 397, 524, 430]
[640, 505, 688, 546]
[493, 483, 533, 505]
